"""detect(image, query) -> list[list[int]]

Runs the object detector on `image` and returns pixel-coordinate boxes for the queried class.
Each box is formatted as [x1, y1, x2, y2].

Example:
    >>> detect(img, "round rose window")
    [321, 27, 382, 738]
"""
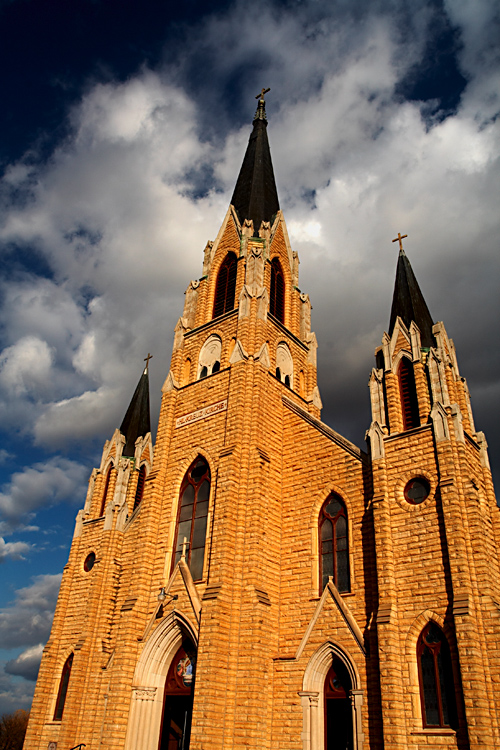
[404, 477, 430, 505]
[84, 552, 96, 572]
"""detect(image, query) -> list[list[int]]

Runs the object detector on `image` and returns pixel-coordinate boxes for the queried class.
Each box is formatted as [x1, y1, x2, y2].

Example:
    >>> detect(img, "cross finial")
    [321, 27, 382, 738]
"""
[392, 232, 408, 252]
[143, 353, 153, 372]
[256, 87, 271, 102]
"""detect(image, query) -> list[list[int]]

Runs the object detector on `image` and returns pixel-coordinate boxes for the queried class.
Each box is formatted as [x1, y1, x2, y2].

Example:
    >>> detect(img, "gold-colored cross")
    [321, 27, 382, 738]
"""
[144, 353, 153, 370]
[392, 232, 408, 251]
[256, 87, 271, 101]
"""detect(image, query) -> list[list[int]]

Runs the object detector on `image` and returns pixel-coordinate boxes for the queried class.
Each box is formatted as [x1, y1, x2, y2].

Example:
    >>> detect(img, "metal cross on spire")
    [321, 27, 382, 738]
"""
[256, 87, 271, 102]
[143, 353, 153, 372]
[392, 232, 408, 252]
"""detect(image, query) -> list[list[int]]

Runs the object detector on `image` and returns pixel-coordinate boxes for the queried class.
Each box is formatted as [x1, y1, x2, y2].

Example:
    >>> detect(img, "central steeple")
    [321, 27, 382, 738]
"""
[230, 90, 280, 235]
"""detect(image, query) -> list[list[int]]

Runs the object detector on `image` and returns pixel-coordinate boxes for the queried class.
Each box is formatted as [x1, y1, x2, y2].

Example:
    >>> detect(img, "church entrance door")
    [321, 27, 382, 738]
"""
[159, 642, 196, 750]
[324, 658, 353, 750]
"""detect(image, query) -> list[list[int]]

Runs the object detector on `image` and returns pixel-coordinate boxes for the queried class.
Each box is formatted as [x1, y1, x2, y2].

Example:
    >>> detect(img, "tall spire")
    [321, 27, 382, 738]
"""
[230, 89, 280, 235]
[389, 243, 434, 348]
[120, 359, 151, 458]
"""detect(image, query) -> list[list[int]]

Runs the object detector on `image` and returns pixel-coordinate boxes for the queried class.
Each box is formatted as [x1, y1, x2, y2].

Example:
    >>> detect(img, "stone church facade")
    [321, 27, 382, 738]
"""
[24, 95, 500, 750]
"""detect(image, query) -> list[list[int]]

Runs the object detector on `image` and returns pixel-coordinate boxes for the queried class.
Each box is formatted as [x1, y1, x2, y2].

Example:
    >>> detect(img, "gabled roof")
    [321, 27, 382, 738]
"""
[230, 97, 280, 235]
[389, 249, 434, 348]
[120, 367, 151, 458]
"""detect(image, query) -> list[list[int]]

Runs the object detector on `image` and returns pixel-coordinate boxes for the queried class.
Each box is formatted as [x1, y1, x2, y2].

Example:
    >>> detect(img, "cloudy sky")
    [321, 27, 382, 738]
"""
[0, 0, 499, 714]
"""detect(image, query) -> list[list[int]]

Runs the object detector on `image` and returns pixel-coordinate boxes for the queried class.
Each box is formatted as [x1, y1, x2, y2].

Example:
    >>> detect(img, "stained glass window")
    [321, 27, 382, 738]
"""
[319, 494, 350, 593]
[172, 458, 211, 581]
[417, 622, 458, 728]
[53, 653, 73, 721]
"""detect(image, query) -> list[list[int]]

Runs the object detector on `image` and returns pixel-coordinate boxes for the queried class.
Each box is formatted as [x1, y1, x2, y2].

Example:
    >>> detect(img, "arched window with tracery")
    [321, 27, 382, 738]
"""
[133, 465, 147, 512]
[53, 653, 73, 721]
[172, 457, 211, 581]
[100, 465, 113, 516]
[213, 252, 237, 319]
[319, 493, 349, 593]
[417, 622, 458, 729]
[269, 257, 285, 322]
[398, 357, 419, 430]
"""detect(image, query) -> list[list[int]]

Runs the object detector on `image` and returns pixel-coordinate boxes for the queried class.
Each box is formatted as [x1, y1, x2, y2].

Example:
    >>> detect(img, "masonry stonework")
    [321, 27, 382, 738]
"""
[24, 97, 499, 750]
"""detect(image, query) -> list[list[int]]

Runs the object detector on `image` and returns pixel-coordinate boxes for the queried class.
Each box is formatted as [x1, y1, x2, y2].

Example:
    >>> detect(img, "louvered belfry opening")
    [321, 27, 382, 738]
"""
[269, 257, 284, 322]
[133, 465, 146, 512]
[213, 252, 237, 319]
[399, 358, 420, 430]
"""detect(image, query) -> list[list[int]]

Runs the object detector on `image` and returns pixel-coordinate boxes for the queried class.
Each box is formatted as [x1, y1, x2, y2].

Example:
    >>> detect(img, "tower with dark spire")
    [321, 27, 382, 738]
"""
[25, 99, 500, 750]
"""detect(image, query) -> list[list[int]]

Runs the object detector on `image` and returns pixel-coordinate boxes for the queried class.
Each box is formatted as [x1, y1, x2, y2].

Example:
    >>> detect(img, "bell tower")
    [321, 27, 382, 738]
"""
[367, 236, 500, 749]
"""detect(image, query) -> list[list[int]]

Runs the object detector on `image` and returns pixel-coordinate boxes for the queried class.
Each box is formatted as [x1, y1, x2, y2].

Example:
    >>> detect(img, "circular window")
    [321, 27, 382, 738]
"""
[404, 477, 430, 505]
[84, 552, 96, 572]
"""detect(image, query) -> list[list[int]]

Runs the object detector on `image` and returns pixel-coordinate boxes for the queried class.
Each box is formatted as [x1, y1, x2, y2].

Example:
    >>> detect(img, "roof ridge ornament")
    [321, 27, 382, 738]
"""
[254, 87, 270, 122]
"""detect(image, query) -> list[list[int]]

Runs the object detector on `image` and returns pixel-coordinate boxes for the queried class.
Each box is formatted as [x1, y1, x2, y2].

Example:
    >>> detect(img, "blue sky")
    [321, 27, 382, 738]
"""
[0, 0, 499, 714]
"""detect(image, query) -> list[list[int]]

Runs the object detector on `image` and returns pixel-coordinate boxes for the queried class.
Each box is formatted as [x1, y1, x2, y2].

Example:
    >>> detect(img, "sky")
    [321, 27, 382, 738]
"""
[0, 0, 499, 715]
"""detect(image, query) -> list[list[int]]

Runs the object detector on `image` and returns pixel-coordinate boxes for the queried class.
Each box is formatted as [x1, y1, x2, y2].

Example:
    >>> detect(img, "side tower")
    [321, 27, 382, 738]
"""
[367, 239, 500, 749]
[24, 362, 153, 750]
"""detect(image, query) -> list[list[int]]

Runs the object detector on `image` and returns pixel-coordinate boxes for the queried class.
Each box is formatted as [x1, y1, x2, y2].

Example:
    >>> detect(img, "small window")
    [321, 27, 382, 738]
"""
[399, 358, 419, 430]
[405, 477, 430, 505]
[418, 622, 458, 729]
[172, 457, 211, 581]
[198, 335, 222, 380]
[269, 257, 285, 322]
[275, 342, 293, 388]
[53, 653, 74, 721]
[100, 465, 112, 516]
[83, 552, 96, 572]
[213, 252, 237, 318]
[133, 465, 147, 511]
[319, 494, 350, 593]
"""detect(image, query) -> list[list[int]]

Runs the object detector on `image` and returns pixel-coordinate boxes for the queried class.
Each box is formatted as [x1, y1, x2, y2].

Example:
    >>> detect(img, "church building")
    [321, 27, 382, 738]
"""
[23, 93, 500, 750]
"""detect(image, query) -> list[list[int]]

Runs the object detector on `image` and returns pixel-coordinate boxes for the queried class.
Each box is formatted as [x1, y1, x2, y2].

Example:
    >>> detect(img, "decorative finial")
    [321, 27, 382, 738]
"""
[143, 353, 153, 373]
[392, 232, 408, 253]
[254, 88, 270, 122]
[181, 536, 188, 560]
[255, 87, 271, 102]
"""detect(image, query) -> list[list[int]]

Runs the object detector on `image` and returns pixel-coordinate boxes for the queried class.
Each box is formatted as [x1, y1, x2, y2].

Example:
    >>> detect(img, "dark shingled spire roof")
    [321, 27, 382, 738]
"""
[120, 366, 151, 457]
[389, 249, 434, 348]
[230, 97, 280, 235]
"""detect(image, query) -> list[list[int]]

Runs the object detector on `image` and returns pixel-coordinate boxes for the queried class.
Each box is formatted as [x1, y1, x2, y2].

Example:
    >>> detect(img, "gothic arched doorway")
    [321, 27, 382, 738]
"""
[324, 658, 353, 749]
[159, 641, 196, 750]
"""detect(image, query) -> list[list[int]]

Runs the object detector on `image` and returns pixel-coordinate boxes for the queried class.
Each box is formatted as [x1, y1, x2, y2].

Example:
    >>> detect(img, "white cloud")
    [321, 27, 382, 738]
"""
[0, 0, 497, 481]
[5, 644, 44, 682]
[0, 457, 88, 532]
[0, 537, 30, 563]
[0, 574, 61, 649]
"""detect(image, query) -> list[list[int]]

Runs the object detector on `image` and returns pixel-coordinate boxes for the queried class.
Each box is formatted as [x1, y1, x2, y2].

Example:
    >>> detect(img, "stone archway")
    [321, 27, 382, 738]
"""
[124, 611, 198, 750]
[300, 641, 364, 750]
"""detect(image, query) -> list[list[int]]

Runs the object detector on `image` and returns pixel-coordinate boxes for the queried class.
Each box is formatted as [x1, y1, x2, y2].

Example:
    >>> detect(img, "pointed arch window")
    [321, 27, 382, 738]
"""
[133, 465, 147, 512]
[319, 494, 349, 593]
[269, 257, 285, 322]
[53, 653, 73, 721]
[100, 465, 113, 516]
[213, 252, 237, 319]
[172, 457, 211, 581]
[417, 622, 458, 729]
[399, 357, 420, 430]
